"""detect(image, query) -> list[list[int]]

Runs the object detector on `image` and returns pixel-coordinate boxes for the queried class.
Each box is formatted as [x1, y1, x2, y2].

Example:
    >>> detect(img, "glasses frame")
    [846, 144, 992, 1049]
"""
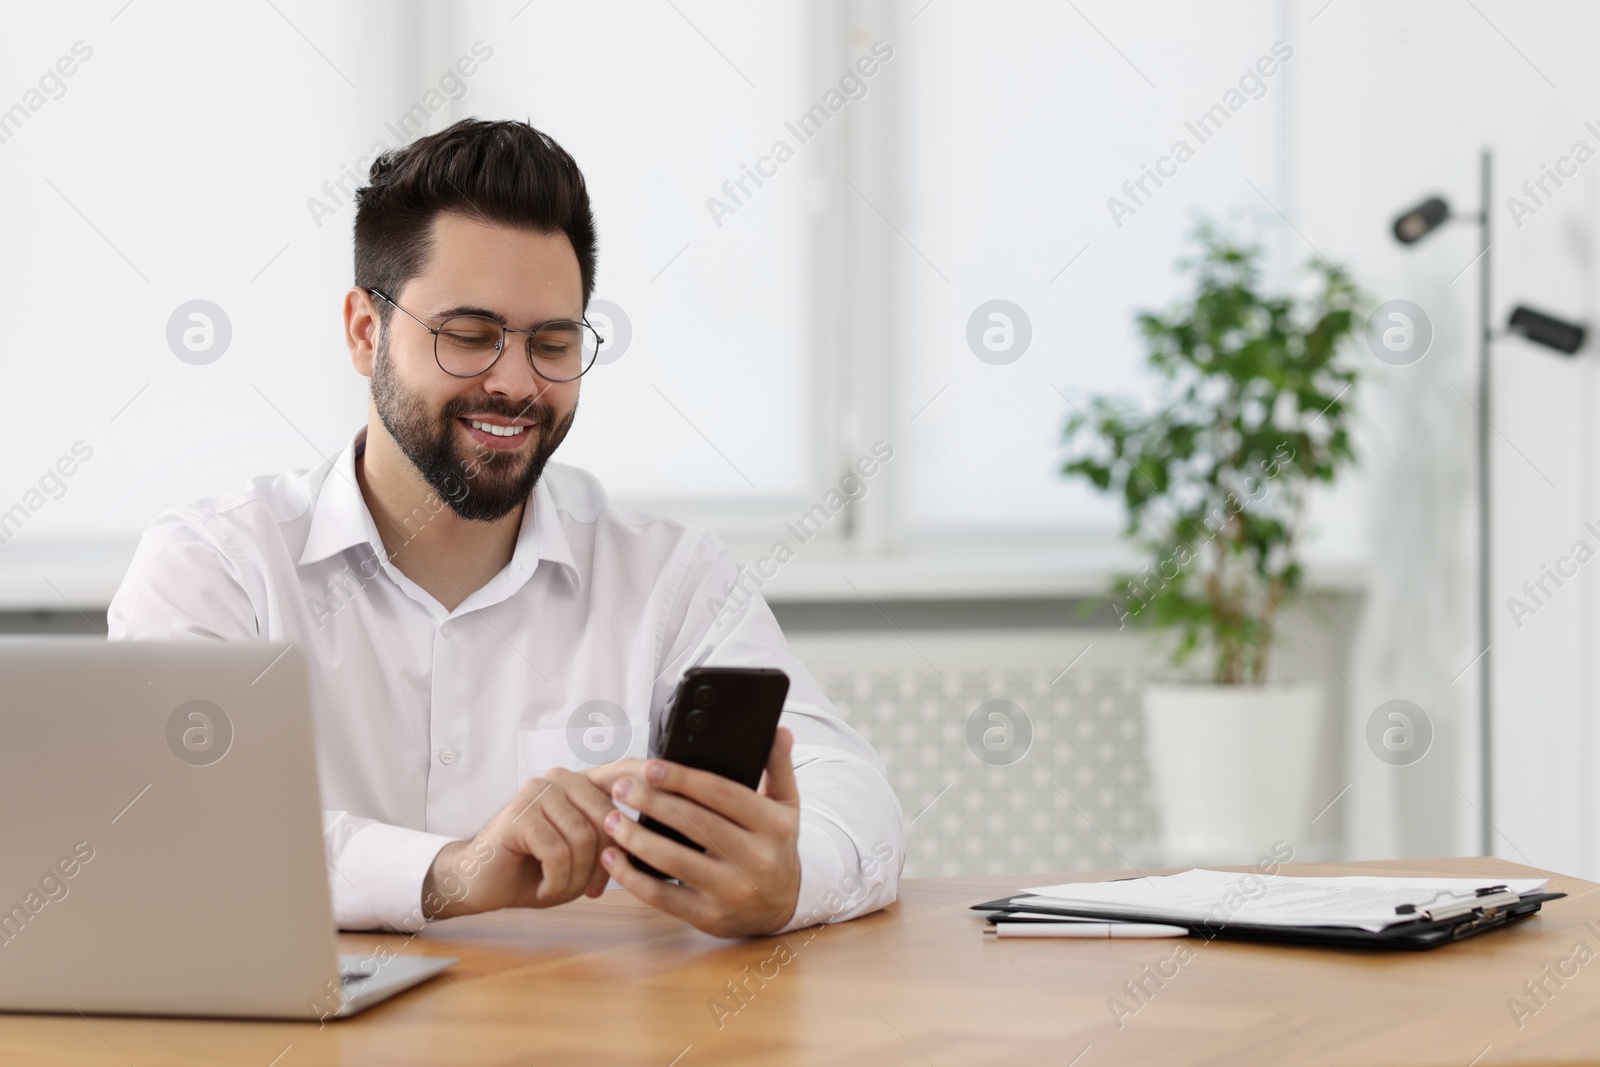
[366, 288, 604, 383]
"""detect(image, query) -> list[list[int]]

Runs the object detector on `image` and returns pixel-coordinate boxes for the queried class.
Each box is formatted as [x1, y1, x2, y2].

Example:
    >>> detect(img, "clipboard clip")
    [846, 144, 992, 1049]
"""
[1394, 884, 1522, 922]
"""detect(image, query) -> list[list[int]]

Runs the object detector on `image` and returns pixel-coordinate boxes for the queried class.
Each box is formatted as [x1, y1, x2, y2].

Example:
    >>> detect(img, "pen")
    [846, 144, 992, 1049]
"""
[985, 922, 1189, 939]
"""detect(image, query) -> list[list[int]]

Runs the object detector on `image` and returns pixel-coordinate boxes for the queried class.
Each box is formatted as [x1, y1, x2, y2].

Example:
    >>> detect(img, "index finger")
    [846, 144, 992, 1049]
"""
[642, 760, 768, 832]
[546, 767, 619, 820]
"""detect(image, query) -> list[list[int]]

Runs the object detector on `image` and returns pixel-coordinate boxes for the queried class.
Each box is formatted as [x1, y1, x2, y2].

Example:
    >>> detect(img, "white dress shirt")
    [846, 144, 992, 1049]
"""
[107, 427, 903, 933]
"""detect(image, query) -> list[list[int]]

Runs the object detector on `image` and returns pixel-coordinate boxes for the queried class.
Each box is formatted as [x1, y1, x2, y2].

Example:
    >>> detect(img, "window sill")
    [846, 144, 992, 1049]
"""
[722, 530, 1368, 604]
[0, 533, 1369, 613]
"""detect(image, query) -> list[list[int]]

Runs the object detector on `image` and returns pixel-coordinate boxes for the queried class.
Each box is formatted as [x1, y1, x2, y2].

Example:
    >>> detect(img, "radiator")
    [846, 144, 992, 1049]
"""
[787, 629, 1162, 879]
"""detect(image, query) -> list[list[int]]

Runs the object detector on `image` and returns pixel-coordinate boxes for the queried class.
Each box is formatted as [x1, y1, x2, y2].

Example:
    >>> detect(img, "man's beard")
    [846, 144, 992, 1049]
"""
[371, 337, 575, 522]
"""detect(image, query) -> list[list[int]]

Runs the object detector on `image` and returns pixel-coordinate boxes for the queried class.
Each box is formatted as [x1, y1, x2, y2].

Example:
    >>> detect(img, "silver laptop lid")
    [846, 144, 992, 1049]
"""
[0, 638, 341, 1017]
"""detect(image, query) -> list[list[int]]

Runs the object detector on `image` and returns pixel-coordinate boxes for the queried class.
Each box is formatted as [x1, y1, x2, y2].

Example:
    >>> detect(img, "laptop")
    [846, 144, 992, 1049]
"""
[0, 637, 454, 1019]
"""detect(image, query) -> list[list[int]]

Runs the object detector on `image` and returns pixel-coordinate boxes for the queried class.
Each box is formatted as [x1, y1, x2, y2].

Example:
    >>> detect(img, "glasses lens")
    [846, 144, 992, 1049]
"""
[529, 322, 600, 382]
[436, 316, 504, 376]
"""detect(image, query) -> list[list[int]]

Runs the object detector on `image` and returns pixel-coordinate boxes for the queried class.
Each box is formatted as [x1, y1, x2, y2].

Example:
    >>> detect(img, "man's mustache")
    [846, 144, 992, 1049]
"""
[439, 397, 556, 427]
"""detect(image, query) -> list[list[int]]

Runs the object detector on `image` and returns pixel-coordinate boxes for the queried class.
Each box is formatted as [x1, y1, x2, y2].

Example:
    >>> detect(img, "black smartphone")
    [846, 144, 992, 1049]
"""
[628, 666, 790, 879]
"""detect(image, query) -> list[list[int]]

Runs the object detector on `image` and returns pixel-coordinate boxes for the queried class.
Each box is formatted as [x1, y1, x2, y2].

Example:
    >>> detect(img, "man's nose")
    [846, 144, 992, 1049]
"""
[480, 336, 550, 401]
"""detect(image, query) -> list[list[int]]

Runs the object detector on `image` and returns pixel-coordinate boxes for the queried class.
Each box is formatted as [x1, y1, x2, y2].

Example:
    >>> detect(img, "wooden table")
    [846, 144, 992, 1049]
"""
[6, 857, 1600, 1066]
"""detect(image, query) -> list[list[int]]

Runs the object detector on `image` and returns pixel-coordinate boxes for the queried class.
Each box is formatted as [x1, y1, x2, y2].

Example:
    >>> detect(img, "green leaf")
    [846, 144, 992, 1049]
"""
[1057, 217, 1368, 684]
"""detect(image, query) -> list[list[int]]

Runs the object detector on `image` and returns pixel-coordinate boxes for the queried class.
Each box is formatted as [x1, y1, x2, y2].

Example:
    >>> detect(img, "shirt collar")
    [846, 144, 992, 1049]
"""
[297, 426, 580, 592]
[297, 428, 378, 567]
[521, 466, 579, 586]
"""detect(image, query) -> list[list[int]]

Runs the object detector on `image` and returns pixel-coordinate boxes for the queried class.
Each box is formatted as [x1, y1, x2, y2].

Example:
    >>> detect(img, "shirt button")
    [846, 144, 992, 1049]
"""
[440, 622, 454, 638]
[438, 747, 456, 766]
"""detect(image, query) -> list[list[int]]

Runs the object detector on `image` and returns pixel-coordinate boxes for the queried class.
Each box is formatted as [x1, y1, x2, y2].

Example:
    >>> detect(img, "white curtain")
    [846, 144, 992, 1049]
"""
[1345, 272, 1481, 860]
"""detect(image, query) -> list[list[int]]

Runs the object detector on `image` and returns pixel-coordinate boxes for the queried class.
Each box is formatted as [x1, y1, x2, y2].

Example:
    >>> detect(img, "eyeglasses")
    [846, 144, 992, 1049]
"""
[367, 288, 603, 383]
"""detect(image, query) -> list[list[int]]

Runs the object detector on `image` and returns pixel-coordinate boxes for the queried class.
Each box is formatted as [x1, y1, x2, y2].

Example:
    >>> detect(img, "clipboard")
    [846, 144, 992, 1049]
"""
[971, 884, 1567, 950]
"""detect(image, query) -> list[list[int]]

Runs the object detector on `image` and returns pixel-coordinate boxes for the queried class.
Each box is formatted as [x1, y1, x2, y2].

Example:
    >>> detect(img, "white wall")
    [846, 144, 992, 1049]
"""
[1284, 0, 1599, 875]
[1467, 0, 1600, 877]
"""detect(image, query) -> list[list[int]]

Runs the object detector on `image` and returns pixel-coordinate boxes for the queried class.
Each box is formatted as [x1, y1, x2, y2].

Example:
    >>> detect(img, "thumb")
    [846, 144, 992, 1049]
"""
[584, 758, 645, 793]
[759, 726, 800, 807]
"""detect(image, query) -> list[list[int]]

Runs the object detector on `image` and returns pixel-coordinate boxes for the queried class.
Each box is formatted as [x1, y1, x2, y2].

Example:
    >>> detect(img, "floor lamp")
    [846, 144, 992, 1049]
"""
[1392, 148, 1585, 856]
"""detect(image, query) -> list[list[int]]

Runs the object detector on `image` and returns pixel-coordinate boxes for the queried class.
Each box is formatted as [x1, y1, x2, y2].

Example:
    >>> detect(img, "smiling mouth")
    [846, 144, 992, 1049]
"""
[465, 419, 527, 438]
[455, 416, 539, 454]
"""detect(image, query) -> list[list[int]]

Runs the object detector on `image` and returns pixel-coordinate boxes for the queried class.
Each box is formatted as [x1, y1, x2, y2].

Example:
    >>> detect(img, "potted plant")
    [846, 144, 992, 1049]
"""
[1061, 221, 1364, 864]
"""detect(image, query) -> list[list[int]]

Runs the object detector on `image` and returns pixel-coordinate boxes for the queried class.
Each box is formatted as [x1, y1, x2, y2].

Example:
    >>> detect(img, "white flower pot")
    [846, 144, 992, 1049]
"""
[1142, 681, 1324, 866]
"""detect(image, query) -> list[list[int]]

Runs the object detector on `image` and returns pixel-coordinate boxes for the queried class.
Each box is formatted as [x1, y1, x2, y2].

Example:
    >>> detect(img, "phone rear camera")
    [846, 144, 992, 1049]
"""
[692, 684, 715, 708]
[685, 708, 709, 732]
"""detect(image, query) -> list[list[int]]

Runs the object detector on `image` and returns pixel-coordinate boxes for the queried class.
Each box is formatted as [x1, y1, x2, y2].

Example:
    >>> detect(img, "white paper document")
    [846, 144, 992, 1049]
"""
[1019, 869, 1549, 933]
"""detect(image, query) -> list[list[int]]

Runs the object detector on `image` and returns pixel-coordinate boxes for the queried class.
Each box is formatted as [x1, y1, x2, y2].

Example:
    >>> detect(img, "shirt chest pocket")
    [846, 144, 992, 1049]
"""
[515, 699, 647, 782]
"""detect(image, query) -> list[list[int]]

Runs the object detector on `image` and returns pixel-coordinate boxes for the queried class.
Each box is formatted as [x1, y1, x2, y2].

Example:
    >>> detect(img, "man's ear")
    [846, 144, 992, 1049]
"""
[345, 288, 380, 378]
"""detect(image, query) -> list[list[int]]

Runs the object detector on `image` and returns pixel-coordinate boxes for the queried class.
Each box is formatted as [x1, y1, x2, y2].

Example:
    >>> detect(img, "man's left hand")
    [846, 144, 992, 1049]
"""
[587, 727, 802, 937]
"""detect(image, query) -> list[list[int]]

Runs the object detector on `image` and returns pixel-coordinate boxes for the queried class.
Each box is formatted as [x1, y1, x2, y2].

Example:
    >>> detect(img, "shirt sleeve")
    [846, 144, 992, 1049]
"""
[652, 531, 905, 931]
[106, 508, 457, 932]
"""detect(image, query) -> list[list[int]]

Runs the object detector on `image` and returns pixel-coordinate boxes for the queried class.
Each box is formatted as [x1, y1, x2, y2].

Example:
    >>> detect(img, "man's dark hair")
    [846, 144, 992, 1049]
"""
[353, 118, 597, 322]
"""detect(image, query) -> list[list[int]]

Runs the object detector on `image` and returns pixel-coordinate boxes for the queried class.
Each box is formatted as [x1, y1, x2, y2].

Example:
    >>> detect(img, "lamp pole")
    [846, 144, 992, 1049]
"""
[1477, 148, 1493, 858]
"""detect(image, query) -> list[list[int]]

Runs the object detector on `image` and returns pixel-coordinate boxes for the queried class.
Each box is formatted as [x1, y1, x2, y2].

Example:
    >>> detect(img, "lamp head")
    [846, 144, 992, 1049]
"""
[1508, 306, 1585, 355]
[1393, 196, 1451, 244]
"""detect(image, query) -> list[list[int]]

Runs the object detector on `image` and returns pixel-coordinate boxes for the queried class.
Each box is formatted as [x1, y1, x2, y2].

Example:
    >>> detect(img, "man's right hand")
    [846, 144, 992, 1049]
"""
[422, 768, 618, 919]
